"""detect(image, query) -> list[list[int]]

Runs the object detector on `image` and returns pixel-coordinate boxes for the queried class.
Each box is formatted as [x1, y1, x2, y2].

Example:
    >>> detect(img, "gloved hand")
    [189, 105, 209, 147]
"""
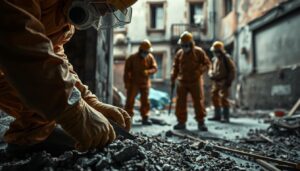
[56, 99, 116, 152]
[74, 80, 131, 131]
[144, 70, 150, 76]
[208, 70, 215, 79]
[90, 102, 131, 131]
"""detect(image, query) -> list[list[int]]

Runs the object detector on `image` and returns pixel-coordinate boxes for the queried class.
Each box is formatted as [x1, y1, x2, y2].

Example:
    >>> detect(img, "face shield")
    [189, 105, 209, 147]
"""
[68, 0, 133, 30]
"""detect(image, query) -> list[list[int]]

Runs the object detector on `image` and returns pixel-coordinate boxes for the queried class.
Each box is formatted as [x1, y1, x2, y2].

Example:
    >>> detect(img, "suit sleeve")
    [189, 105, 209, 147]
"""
[0, 0, 80, 120]
[146, 55, 158, 75]
[171, 51, 180, 81]
[124, 57, 132, 86]
[196, 48, 211, 74]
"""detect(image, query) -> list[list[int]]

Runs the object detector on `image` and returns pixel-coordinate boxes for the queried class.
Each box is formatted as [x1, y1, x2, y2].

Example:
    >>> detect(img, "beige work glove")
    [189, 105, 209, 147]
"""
[74, 81, 131, 132]
[56, 99, 116, 152]
[144, 70, 150, 76]
[89, 102, 132, 131]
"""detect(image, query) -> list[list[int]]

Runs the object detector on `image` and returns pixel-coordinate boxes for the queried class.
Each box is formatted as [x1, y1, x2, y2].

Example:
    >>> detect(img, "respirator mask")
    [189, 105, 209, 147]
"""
[140, 51, 149, 58]
[68, 0, 132, 30]
[181, 43, 192, 53]
[213, 50, 223, 57]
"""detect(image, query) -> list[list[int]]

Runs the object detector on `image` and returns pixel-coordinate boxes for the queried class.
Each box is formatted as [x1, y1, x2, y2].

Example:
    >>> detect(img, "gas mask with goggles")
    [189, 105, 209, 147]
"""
[68, 0, 133, 30]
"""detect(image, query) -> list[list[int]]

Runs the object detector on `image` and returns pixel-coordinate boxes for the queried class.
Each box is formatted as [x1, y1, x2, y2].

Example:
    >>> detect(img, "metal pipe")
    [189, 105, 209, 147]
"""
[256, 159, 281, 171]
[212, 0, 216, 40]
[169, 130, 299, 169]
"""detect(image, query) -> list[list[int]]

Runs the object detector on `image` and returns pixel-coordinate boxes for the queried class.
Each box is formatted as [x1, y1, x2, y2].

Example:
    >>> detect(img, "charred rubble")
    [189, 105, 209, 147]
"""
[0, 134, 250, 171]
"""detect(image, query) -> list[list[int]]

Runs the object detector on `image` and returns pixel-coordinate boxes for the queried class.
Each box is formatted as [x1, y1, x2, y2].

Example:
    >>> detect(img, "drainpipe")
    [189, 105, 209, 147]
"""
[234, 0, 239, 74]
[127, 37, 132, 56]
[212, 0, 216, 41]
[233, 0, 241, 108]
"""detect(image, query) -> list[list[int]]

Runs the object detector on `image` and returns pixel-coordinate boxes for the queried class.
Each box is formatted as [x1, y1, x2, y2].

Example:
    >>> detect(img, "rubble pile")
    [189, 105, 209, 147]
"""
[0, 135, 249, 171]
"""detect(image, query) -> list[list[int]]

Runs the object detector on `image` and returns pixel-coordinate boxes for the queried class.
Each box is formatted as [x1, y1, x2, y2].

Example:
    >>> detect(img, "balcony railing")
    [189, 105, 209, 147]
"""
[171, 24, 202, 44]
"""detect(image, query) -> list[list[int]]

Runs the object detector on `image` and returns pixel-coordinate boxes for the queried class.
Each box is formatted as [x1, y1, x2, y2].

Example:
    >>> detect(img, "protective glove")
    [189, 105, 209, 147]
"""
[89, 102, 131, 131]
[208, 70, 215, 80]
[144, 70, 150, 76]
[56, 99, 116, 152]
[74, 80, 131, 131]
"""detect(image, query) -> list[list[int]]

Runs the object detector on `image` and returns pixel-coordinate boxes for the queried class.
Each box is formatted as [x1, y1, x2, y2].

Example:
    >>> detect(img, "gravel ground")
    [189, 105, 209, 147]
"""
[0, 110, 299, 171]
[0, 134, 254, 171]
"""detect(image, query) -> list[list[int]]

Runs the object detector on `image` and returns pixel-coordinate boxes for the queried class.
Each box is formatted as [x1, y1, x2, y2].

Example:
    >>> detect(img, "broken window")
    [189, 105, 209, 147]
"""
[150, 3, 165, 30]
[151, 52, 164, 80]
[189, 2, 203, 25]
[224, 0, 233, 16]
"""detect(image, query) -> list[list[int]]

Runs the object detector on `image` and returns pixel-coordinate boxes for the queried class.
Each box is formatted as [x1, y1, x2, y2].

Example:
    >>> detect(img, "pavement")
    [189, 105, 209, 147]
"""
[131, 107, 269, 141]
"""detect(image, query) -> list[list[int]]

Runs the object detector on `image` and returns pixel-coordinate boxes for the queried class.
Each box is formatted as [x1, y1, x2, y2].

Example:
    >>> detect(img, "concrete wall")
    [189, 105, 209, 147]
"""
[240, 66, 300, 109]
[253, 10, 300, 73]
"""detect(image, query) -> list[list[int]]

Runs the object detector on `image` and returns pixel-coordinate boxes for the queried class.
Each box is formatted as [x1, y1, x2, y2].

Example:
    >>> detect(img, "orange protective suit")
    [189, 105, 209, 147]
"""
[209, 54, 236, 108]
[0, 0, 130, 149]
[124, 52, 157, 119]
[171, 46, 211, 124]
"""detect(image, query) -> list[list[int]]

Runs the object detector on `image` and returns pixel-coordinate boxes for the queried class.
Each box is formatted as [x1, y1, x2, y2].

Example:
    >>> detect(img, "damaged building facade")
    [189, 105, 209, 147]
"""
[211, 0, 300, 109]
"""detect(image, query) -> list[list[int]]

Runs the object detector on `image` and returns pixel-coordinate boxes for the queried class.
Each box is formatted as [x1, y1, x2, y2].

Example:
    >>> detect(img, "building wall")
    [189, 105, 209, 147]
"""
[253, 10, 300, 73]
[237, 0, 287, 27]
[241, 67, 300, 109]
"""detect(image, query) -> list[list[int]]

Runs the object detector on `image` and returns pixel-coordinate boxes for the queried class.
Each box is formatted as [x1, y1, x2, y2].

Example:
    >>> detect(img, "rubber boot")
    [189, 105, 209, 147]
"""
[173, 123, 186, 130]
[142, 117, 152, 125]
[198, 121, 208, 131]
[5, 125, 75, 157]
[208, 107, 221, 121]
[222, 107, 230, 123]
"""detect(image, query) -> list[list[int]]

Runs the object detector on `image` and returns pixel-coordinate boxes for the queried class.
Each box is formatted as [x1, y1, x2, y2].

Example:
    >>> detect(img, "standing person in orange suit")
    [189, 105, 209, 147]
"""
[171, 31, 211, 131]
[208, 41, 236, 123]
[124, 40, 158, 125]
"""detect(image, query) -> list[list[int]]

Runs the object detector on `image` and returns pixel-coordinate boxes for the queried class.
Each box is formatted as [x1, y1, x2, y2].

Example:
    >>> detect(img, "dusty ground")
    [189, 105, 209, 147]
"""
[0, 109, 299, 171]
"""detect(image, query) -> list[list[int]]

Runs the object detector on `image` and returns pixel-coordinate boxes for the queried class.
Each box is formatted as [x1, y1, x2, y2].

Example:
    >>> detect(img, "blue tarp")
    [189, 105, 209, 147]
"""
[137, 88, 170, 110]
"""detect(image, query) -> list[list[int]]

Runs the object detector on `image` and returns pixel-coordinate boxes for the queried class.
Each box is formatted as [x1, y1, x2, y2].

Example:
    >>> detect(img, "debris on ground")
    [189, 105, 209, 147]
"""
[0, 134, 253, 171]
[1, 110, 299, 171]
[220, 128, 300, 165]
[267, 116, 300, 136]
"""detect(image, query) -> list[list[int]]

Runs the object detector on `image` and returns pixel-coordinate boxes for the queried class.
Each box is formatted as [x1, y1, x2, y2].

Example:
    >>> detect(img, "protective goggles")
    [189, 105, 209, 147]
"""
[68, 0, 132, 30]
